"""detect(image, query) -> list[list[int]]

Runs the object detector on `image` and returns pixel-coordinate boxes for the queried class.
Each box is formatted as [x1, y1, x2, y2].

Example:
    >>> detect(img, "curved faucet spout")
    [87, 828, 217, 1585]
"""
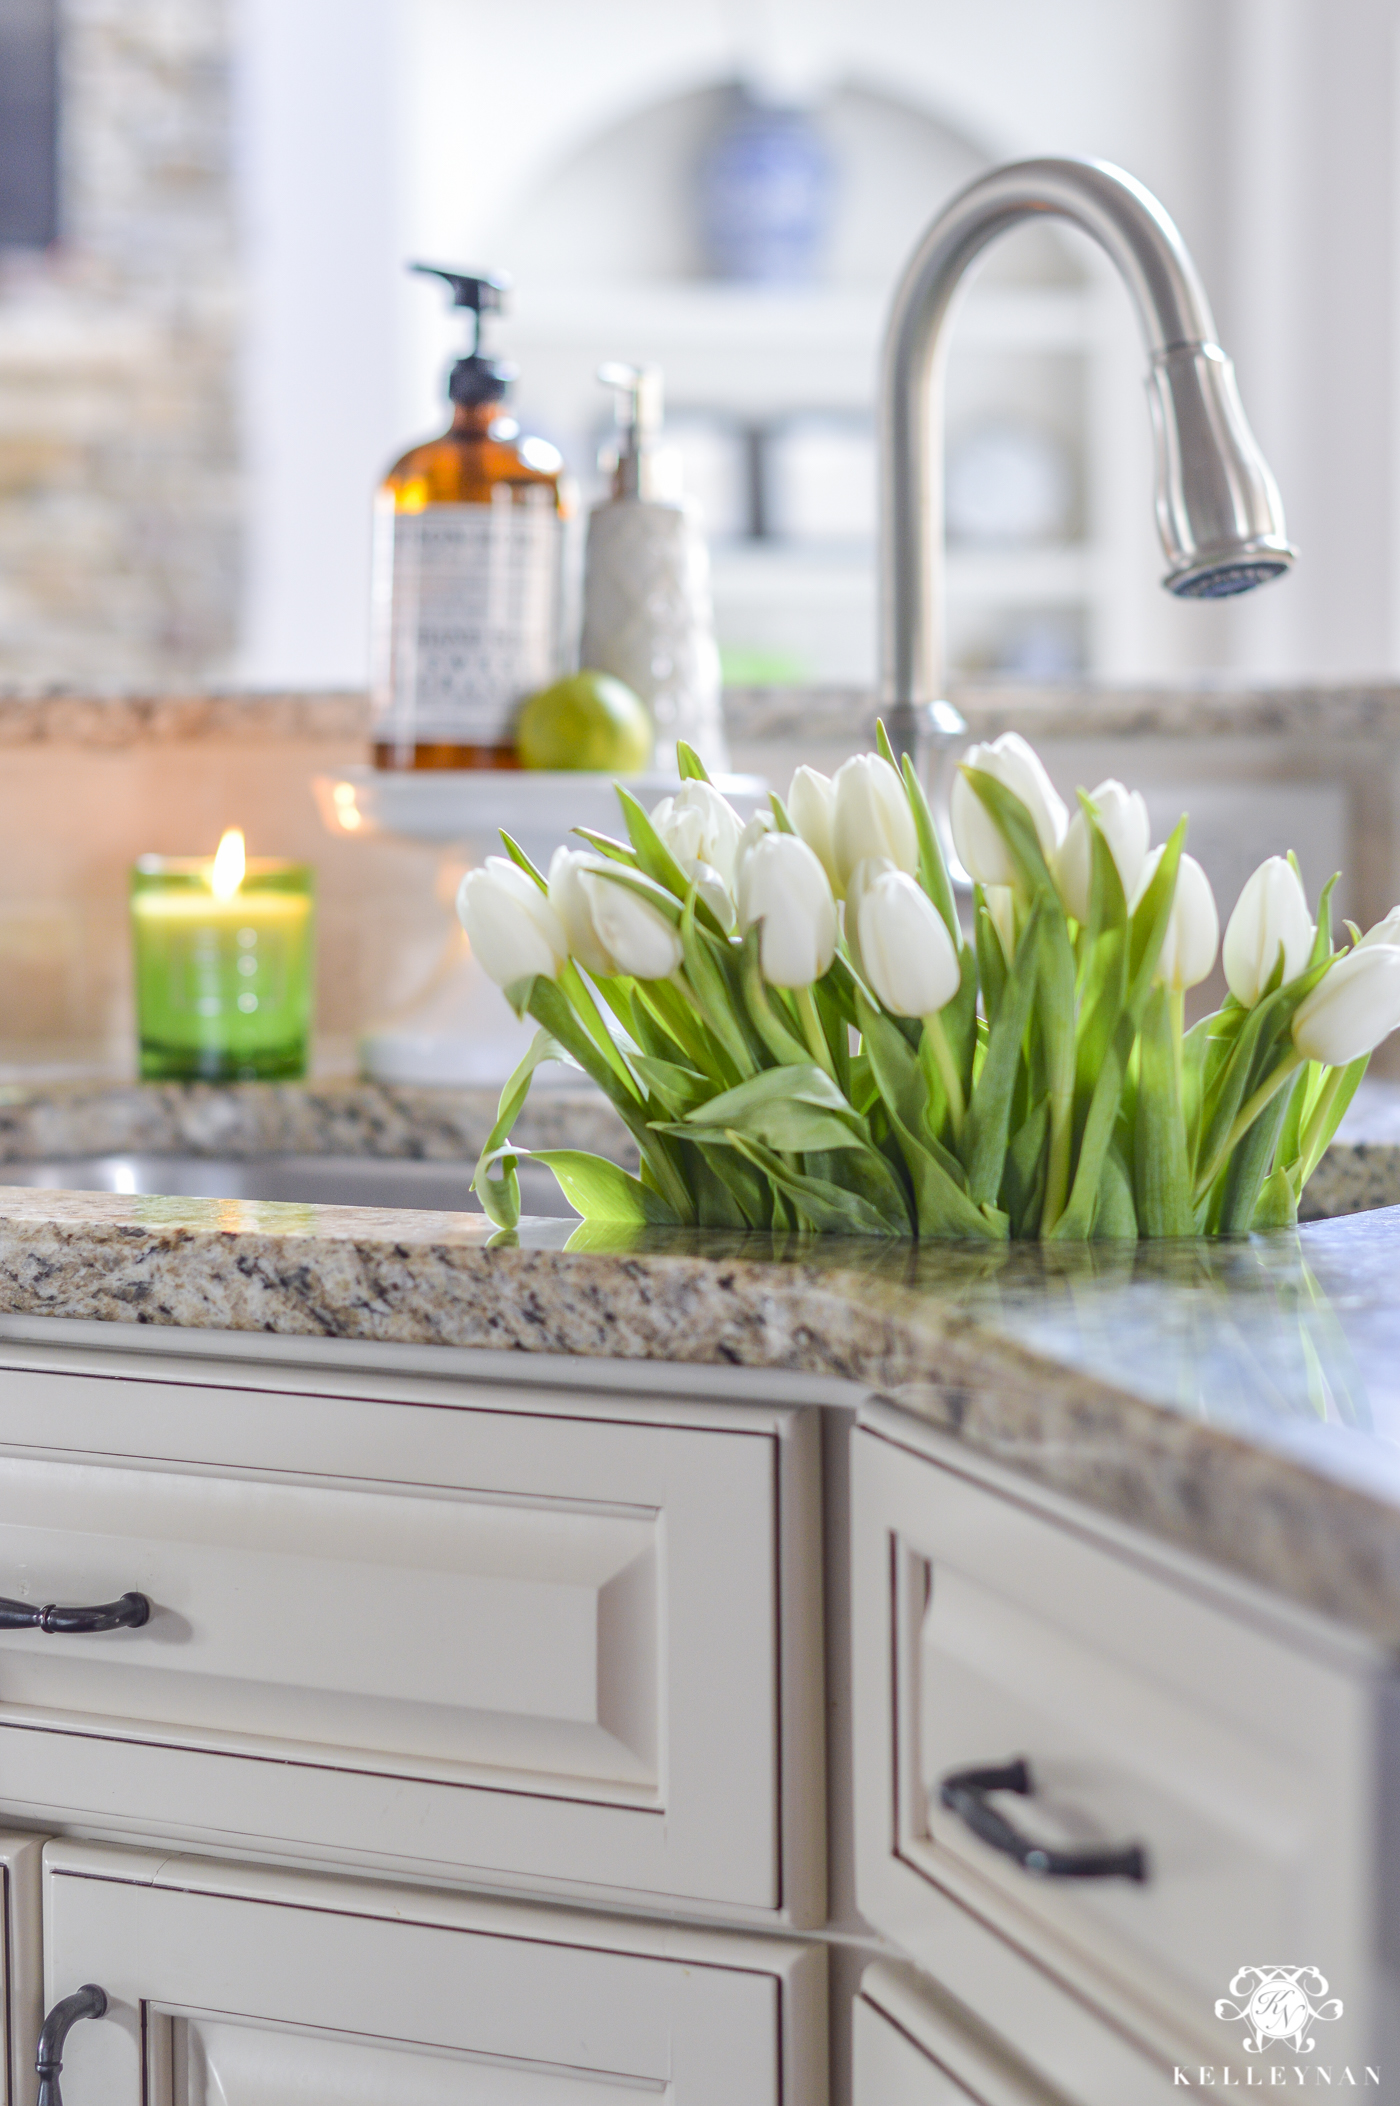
[879, 157, 1295, 754]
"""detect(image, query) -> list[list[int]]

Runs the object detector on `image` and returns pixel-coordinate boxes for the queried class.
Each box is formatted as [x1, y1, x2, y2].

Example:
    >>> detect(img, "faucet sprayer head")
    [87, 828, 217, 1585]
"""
[1148, 342, 1296, 598]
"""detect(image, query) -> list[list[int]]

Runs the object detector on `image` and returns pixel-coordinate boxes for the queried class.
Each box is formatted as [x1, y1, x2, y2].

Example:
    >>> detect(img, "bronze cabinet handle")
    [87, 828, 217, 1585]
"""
[939, 1758, 1149, 1883]
[0, 1591, 149, 1634]
[37, 1985, 108, 2106]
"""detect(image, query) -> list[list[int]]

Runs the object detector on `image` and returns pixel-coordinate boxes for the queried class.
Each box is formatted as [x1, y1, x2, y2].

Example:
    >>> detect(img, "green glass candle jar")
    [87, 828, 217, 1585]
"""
[130, 832, 315, 1081]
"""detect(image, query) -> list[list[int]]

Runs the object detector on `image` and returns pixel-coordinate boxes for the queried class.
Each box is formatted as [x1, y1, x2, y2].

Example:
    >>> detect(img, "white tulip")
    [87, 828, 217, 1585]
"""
[842, 855, 894, 983]
[1358, 903, 1400, 949]
[737, 831, 838, 987]
[951, 731, 1068, 888]
[579, 867, 683, 981]
[831, 753, 919, 894]
[1223, 856, 1316, 1007]
[853, 866, 961, 1017]
[547, 847, 621, 977]
[1293, 943, 1400, 1064]
[788, 766, 839, 889]
[457, 857, 568, 988]
[649, 779, 743, 890]
[1053, 779, 1150, 921]
[1139, 847, 1219, 990]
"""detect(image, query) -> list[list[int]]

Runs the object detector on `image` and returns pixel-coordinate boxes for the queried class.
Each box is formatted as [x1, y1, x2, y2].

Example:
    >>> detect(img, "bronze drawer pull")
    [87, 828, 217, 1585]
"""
[939, 1758, 1149, 1883]
[0, 1591, 150, 1634]
[37, 1985, 108, 2106]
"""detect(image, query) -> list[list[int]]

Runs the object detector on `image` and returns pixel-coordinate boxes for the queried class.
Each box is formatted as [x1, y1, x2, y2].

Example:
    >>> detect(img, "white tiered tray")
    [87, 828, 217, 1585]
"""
[314, 767, 769, 1087]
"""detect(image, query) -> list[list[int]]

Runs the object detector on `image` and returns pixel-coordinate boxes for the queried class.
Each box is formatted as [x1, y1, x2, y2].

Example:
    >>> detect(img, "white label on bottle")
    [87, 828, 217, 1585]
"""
[370, 490, 560, 747]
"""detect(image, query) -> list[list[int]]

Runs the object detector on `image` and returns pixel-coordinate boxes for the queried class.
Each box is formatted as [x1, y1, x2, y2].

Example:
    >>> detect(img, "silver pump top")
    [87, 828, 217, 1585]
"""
[598, 362, 668, 501]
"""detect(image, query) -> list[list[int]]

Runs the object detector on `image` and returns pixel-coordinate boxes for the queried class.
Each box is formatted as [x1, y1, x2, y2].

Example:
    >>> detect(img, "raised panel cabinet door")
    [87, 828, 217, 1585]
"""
[0, 1831, 45, 2106]
[850, 1407, 1389, 2089]
[41, 1842, 828, 2106]
[0, 1351, 824, 1923]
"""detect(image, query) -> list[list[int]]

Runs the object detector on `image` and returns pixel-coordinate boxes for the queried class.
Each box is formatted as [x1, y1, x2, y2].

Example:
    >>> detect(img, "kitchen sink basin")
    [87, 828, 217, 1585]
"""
[0, 1154, 578, 1218]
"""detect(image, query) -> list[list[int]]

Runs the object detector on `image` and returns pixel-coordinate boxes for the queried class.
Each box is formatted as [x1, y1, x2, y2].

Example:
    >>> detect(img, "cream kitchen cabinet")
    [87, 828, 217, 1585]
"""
[0, 1335, 823, 1926]
[854, 1959, 1063, 2105]
[851, 1402, 1399, 2096]
[36, 1841, 826, 2106]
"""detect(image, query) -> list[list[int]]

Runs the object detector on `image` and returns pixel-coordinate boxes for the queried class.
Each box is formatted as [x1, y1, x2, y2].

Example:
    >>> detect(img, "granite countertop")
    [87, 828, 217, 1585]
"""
[1, 1182, 1400, 1650]
[0, 1074, 1392, 1222]
[8, 678, 1400, 747]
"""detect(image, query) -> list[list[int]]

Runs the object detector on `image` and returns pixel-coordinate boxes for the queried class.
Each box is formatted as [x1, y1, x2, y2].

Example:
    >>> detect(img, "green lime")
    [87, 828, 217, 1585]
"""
[515, 671, 654, 773]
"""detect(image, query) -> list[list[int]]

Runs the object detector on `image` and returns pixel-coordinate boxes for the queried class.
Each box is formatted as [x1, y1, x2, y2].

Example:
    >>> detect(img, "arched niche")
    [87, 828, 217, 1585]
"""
[490, 76, 1085, 290]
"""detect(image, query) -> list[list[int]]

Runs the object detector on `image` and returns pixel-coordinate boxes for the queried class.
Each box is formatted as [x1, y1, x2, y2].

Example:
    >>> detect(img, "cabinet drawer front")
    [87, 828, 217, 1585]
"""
[851, 1410, 1384, 2071]
[0, 1361, 821, 1918]
[42, 1842, 827, 2106]
[854, 1961, 1068, 2105]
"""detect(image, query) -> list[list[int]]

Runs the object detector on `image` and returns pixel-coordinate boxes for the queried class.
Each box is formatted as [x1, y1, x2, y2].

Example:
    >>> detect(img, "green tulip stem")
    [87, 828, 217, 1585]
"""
[1193, 1048, 1305, 1204]
[795, 985, 837, 1078]
[1297, 1064, 1344, 1185]
[921, 1010, 966, 1141]
[1169, 985, 1186, 1107]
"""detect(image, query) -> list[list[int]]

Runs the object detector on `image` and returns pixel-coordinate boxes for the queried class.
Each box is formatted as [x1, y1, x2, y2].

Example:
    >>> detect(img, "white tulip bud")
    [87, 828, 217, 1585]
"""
[458, 857, 568, 988]
[950, 731, 1068, 888]
[831, 753, 919, 893]
[737, 831, 839, 987]
[853, 866, 961, 1017]
[650, 778, 743, 890]
[1293, 943, 1400, 1064]
[1358, 903, 1400, 949]
[1053, 779, 1150, 921]
[788, 766, 839, 890]
[1139, 846, 1219, 990]
[548, 847, 620, 977]
[1223, 856, 1316, 1007]
[843, 855, 895, 983]
[579, 867, 684, 981]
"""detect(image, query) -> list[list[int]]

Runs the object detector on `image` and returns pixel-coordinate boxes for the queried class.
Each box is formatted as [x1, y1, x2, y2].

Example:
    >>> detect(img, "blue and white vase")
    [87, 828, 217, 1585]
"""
[697, 90, 835, 284]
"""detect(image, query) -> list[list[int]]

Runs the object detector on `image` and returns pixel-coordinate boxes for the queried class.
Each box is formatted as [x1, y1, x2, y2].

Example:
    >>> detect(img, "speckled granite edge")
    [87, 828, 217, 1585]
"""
[0, 1187, 1398, 1648]
[8, 681, 1400, 748]
[0, 1080, 633, 1166]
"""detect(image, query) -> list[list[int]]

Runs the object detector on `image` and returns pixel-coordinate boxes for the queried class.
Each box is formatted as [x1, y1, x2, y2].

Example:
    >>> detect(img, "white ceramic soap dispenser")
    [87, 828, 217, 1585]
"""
[580, 363, 729, 776]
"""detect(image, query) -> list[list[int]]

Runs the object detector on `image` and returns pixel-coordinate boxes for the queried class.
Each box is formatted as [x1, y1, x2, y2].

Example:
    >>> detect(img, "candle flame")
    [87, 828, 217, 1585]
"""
[210, 828, 246, 900]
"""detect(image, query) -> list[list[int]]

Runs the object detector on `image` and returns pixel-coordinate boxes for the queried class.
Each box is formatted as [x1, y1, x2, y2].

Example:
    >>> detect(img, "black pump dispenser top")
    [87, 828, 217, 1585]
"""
[410, 263, 515, 407]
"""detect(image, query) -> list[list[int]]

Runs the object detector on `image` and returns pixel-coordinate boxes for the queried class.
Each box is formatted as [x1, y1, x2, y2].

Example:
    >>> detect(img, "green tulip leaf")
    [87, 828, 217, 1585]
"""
[530, 1149, 681, 1225]
[676, 741, 711, 783]
[1091, 1139, 1139, 1240]
[497, 830, 550, 892]
[901, 751, 960, 942]
[963, 896, 1043, 1207]
[470, 1021, 571, 1228]
[1251, 1164, 1300, 1231]
[1133, 984, 1194, 1236]
[724, 1133, 904, 1237]
[631, 1053, 710, 1118]
[960, 767, 1057, 899]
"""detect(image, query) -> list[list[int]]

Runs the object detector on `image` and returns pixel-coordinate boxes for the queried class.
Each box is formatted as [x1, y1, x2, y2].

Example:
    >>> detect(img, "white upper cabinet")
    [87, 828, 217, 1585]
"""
[41, 1841, 828, 2106]
[0, 1347, 824, 1923]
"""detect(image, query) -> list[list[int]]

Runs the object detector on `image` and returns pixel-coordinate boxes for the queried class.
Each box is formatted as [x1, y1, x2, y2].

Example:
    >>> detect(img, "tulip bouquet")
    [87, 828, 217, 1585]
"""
[459, 728, 1400, 1239]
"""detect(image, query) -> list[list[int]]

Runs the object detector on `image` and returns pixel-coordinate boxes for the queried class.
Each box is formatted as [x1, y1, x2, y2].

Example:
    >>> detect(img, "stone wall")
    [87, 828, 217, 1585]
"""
[0, 0, 237, 685]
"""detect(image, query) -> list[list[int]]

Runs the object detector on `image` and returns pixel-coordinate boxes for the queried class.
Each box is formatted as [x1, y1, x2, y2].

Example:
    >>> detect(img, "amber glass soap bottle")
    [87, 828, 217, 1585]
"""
[370, 266, 567, 770]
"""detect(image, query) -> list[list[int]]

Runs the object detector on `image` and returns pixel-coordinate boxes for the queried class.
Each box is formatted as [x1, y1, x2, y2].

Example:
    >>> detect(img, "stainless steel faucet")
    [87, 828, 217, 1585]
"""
[879, 157, 1295, 783]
